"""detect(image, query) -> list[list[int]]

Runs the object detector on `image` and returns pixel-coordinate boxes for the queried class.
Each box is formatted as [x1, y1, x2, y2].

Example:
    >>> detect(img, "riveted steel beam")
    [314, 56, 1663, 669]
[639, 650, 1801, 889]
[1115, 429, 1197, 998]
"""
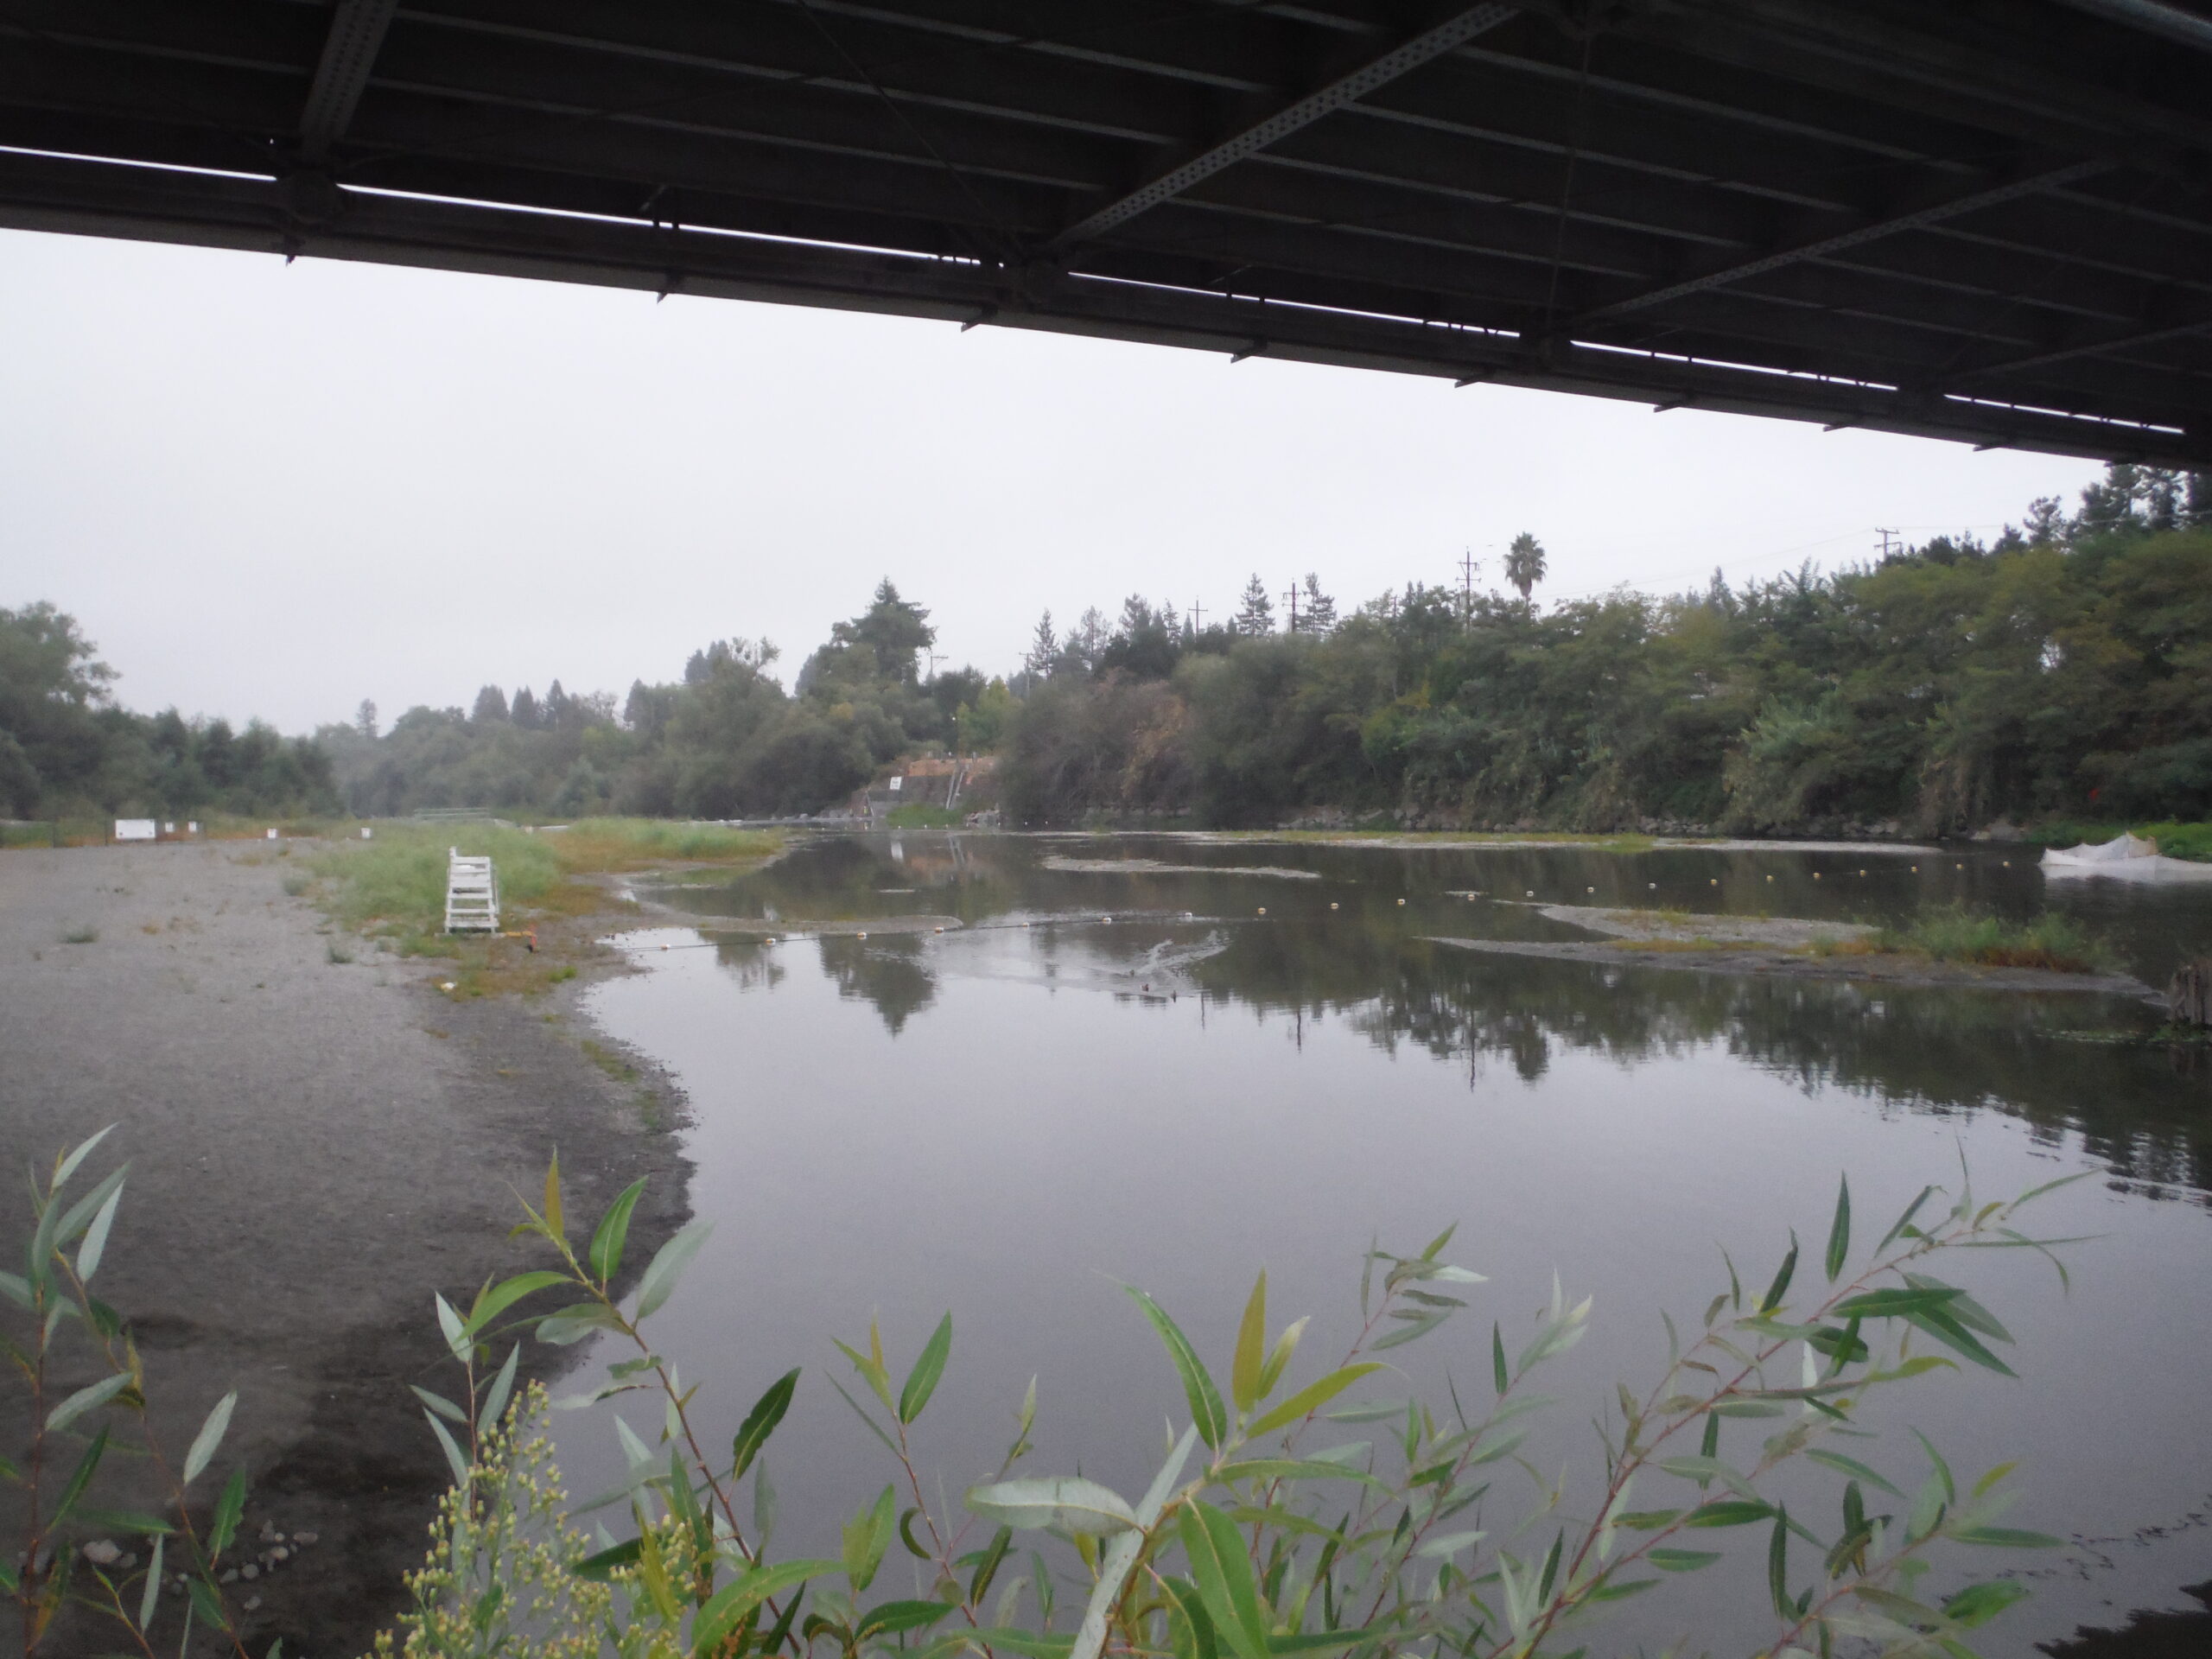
[1047, 3, 1519, 251]
[1, 144, 2202, 464]
[299, 0, 398, 162]
[1567, 158, 2109, 327]
[1947, 307, 2212, 385]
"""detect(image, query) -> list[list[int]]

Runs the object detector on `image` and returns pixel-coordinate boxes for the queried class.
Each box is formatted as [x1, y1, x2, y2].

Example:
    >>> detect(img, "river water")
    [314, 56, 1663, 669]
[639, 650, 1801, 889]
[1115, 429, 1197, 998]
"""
[561, 833, 2212, 1656]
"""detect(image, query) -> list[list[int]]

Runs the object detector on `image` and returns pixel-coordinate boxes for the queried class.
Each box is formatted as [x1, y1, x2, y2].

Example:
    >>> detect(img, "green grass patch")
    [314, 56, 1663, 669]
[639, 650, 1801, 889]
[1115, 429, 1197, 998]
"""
[59, 925, 97, 944]
[2024, 819, 2212, 861]
[308, 818, 780, 939]
[1865, 906, 2119, 975]
[883, 803, 967, 829]
[549, 817, 781, 868]
[308, 825, 563, 935]
[581, 1038, 638, 1084]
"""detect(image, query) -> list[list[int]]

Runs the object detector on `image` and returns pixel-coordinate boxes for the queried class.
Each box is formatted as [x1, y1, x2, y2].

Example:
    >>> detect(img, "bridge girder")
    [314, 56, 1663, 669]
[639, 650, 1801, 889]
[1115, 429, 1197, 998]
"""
[0, 0, 2204, 464]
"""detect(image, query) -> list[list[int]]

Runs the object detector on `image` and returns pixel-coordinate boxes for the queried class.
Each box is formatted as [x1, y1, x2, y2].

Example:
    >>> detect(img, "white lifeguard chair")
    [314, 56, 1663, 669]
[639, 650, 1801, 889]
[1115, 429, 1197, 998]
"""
[444, 849, 499, 934]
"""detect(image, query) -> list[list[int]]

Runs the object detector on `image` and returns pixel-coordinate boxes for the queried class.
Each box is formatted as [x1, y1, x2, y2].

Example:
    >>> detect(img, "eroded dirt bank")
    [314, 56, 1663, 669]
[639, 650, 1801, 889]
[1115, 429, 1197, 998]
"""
[0, 842, 685, 1657]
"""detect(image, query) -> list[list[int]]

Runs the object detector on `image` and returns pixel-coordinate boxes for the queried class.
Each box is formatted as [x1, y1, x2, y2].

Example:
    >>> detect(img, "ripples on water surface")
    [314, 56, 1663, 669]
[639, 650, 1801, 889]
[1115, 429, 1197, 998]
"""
[563, 834, 2212, 1656]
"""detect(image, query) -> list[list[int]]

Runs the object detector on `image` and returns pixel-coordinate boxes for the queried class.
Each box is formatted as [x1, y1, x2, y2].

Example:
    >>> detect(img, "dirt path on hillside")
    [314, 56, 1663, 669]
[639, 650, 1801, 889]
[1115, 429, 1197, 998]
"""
[0, 842, 685, 1658]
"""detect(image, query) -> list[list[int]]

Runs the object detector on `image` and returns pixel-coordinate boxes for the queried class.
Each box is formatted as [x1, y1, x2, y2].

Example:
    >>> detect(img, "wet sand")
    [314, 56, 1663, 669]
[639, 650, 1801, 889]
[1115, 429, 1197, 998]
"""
[0, 842, 684, 1657]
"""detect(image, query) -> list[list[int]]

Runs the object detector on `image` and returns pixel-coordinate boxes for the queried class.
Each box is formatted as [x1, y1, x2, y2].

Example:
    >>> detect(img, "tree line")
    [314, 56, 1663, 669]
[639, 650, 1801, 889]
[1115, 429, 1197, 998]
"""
[1001, 465, 2212, 832]
[5, 463, 2206, 834]
[311, 582, 1008, 820]
[0, 603, 334, 822]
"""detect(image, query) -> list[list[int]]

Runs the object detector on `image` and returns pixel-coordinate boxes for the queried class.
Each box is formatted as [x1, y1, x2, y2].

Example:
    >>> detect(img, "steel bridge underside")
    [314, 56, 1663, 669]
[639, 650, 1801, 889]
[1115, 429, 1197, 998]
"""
[3, 0, 2210, 465]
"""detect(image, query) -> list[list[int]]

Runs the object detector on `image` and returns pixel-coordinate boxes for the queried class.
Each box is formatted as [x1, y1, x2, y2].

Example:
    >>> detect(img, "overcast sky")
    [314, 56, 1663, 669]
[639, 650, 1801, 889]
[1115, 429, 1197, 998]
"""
[2, 227, 2106, 734]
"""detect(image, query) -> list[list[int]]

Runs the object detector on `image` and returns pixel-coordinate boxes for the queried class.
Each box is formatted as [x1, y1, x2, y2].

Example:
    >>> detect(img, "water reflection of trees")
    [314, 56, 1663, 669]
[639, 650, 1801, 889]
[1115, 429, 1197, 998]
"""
[1198, 938, 2211, 1204]
[815, 935, 936, 1033]
[710, 937, 786, 993]
[717, 926, 937, 1034]
[699, 837, 2211, 1199]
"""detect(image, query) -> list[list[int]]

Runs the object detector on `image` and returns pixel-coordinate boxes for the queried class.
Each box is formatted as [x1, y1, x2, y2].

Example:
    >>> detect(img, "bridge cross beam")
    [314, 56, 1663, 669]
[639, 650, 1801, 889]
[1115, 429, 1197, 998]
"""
[1046, 3, 1522, 255]
[297, 0, 398, 166]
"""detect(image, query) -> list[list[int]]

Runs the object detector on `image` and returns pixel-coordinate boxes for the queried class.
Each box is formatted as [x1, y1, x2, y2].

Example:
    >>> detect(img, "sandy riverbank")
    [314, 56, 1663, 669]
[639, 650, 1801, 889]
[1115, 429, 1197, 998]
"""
[0, 842, 685, 1656]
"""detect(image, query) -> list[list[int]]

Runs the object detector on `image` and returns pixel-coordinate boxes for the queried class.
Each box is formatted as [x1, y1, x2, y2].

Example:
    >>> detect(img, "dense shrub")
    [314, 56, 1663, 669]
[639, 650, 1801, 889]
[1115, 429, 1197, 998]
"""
[1001, 469, 2212, 833]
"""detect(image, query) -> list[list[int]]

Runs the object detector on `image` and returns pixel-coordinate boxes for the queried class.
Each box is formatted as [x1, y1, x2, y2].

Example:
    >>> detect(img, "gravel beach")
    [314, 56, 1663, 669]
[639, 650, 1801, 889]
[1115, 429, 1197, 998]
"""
[1, 840, 685, 1656]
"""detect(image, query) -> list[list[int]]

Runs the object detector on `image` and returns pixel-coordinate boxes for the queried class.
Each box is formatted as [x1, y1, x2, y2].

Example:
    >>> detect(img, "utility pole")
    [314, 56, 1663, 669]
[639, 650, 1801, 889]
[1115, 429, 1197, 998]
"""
[1875, 527, 1900, 560]
[1282, 582, 1300, 633]
[1188, 598, 1205, 638]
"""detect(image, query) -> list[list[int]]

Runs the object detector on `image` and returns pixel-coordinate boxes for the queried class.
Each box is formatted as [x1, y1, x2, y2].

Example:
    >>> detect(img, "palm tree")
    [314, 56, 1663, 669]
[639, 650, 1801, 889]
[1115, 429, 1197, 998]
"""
[1503, 531, 1548, 602]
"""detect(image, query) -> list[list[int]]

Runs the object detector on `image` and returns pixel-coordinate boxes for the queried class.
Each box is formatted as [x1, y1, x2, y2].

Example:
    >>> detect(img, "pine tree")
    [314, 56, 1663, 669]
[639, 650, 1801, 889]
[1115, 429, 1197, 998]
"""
[1023, 611, 1058, 679]
[1233, 574, 1274, 636]
[471, 684, 509, 723]
[1503, 532, 1548, 602]
[1299, 574, 1337, 635]
[511, 686, 540, 729]
[1065, 607, 1109, 675]
[355, 699, 378, 741]
[2022, 497, 2066, 545]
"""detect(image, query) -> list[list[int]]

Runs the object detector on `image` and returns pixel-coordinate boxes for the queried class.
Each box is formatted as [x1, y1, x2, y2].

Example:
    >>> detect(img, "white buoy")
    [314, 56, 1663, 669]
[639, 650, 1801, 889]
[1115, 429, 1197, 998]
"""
[1256, 906, 1267, 916]
[1330, 901, 1339, 910]
[1397, 898, 1406, 906]
[857, 931, 868, 940]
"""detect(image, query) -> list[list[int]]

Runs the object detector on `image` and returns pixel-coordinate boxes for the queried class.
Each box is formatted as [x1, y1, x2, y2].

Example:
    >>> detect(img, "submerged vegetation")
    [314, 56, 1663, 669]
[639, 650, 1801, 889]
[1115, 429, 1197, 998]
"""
[9, 1130, 2090, 1656]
